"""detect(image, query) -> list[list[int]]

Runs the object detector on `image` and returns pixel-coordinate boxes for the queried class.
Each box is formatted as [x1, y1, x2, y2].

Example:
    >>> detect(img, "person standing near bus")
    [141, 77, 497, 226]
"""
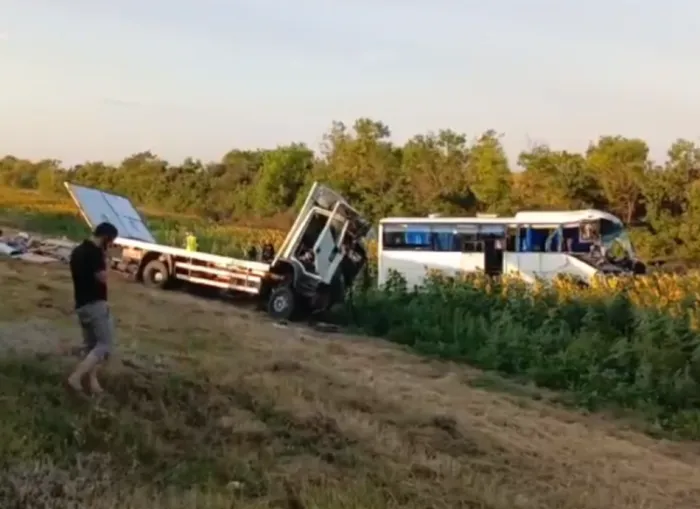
[66, 222, 119, 395]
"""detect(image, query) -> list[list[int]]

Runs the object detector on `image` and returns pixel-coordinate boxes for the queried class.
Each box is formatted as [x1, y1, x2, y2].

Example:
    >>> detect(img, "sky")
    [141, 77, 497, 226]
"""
[1, 0, 699, 167]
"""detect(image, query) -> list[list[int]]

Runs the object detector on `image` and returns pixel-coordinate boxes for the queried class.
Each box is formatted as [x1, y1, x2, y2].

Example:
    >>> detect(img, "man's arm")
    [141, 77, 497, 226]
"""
[93, 248, 108, 284]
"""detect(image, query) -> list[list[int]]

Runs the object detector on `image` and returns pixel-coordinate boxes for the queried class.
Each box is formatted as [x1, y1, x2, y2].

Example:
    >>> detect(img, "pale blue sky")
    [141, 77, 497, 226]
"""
[1, 0, 699, 166]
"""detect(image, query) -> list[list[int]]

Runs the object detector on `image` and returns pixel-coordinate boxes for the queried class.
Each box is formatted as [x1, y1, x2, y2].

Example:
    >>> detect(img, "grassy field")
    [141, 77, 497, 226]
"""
[1, 259, 700, 508]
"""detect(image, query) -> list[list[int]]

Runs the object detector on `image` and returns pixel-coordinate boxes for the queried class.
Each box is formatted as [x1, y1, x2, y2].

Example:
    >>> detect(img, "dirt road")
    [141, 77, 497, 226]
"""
[1, 258, 699, 509]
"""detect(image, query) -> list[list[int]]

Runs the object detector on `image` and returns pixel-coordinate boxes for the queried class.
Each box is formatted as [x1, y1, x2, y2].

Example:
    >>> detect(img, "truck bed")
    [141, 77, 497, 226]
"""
[63, 181, 271, 276]
[115, 237, 271, 275]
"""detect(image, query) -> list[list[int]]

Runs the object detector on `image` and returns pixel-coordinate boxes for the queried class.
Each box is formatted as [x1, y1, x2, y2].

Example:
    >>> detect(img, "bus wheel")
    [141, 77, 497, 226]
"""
[267, 285, 296, 321]
[142, 260, 170, 290]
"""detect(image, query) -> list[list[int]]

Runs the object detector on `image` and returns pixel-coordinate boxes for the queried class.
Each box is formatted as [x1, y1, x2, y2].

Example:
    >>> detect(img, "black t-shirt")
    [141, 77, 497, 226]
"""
[70, 240, 107, 309]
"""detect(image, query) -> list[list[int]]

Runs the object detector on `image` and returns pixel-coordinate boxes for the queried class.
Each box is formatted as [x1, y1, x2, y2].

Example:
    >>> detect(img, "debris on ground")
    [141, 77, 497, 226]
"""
[0, 241, 22, 256]
[0, 231, 76, 264]
[312, 322, 340, 333]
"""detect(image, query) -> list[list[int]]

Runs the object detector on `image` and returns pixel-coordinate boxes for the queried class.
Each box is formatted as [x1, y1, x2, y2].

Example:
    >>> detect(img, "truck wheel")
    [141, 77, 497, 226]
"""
[142, 260, 171, 289]
[267, 285, 296, 321]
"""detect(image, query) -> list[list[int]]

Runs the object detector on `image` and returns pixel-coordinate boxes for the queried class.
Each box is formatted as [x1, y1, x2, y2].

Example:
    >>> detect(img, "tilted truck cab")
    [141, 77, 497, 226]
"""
[263, 182, 370, 319]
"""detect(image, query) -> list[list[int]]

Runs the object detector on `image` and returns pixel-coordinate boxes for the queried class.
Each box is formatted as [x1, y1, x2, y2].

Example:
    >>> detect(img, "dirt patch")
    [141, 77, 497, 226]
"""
[0, 318, 74, 356]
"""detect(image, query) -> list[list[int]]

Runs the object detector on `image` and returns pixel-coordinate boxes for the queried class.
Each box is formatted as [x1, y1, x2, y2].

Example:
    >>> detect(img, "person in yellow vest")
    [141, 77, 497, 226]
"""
[185, 231, 198, 252]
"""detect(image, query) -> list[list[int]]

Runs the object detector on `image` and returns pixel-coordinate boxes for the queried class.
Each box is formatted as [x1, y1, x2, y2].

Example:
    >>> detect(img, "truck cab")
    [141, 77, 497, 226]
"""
[265, 182, 371, 319]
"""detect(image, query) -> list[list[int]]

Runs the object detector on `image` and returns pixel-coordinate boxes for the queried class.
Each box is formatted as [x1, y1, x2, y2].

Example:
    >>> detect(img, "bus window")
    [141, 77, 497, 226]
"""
[480, 225, 506, 237]
[432, 226, 459, 252]
[455, 224, 482, 253]
[563, 226, 587, 253]
[382, 225, 432, 250]
[580, 221, 599, 241]
[528, 228, 549, 252]
[599, 218, 622, 240]
[519, 228, 531, 251]
[462, 239, 484, 252]
[545, 227, 562, 252]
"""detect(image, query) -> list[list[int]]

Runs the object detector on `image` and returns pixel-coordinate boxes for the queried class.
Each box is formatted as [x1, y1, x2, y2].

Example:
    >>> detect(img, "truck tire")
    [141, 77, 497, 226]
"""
[142, 260, 171, 290]
[267, 285, 296, 321]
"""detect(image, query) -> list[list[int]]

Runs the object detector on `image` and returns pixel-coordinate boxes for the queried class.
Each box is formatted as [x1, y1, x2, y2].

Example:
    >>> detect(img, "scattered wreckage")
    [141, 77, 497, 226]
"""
[0, 230, 76, 264]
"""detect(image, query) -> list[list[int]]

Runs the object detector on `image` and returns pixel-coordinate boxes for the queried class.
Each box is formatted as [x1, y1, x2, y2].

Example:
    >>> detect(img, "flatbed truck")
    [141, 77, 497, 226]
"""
[64, 182, 370, 320]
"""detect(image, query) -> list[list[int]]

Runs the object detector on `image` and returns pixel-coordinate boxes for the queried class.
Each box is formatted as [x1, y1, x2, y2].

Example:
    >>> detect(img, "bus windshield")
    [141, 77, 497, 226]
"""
[600, 219, 636, 259]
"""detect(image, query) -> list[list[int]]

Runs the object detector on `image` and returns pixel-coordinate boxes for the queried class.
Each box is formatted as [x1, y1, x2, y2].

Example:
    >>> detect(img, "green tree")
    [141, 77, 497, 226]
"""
[35, 159, 63, 195]
[3, 118, 700, 264]
[319, 118, 404, 220]
[516, 145, 602, 210]
[253, 144, 314, 215]
[468, 130, 511, 212]
[586, 136, 649, 223]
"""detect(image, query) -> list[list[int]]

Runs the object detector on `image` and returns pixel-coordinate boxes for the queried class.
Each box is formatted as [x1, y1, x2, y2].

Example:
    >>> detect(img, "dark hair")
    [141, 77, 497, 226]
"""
[93, 222, 118, 240]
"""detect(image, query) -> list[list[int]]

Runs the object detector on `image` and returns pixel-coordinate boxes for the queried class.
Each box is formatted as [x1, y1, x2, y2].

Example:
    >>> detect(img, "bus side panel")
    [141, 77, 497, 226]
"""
[379, 250, 462, 289]
[458, 252, 484, 273]
[504, 253, 598, 283]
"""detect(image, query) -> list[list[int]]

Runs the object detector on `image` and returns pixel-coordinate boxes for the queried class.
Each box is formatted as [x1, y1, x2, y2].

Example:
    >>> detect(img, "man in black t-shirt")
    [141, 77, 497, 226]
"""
[66, 222, 118, 395]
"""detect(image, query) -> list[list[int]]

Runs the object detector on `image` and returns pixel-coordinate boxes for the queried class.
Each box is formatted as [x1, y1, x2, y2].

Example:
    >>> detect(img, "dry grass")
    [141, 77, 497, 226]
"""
[1, 259, 699, 509]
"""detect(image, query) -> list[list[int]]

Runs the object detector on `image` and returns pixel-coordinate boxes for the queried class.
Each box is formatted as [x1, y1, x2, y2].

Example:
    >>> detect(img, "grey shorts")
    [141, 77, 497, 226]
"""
[76, 300, 115, 360]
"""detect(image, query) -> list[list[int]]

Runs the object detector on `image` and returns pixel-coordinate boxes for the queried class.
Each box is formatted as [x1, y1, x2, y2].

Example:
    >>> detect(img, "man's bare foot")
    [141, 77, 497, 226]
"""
[89, 375, 104, 395]
[65, 375, 85, 394]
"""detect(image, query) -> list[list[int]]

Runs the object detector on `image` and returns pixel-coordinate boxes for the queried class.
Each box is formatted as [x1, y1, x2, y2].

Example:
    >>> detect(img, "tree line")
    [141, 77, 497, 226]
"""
[1, 118, 699, 263]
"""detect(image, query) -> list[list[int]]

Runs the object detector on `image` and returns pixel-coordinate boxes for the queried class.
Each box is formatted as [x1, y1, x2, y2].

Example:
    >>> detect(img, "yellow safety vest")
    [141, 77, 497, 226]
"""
[185, 234, 198, 252]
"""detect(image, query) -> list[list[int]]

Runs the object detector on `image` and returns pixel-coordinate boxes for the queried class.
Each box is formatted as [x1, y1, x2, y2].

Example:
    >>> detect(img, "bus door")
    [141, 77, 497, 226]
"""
[481, 225, 505, 276]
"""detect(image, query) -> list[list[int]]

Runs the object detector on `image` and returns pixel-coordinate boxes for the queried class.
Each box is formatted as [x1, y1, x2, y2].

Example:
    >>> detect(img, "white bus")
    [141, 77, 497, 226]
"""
[378, 210, 645, 287]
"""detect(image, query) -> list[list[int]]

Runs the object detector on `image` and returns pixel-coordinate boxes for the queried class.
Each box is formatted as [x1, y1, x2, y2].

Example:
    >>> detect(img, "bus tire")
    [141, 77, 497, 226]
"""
[267, 285, 296, 321]
[142, 260, 171, 290]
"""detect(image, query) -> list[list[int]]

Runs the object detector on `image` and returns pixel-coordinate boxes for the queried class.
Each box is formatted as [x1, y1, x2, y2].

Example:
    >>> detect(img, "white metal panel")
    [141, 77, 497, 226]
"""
[313, 228, 340, 281]
[459, 253, 483, 272]
[174, 274, 261, 294]
[508, 253, 599, 283]
[174, 261, 263, 282]
[379, 251, 462, 288]
[64, 183, 156, 243]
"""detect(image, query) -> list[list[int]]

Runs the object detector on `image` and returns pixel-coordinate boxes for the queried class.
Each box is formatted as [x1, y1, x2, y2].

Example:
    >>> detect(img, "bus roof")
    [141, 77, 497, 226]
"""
[514, 209, 622, 225]
[380, 209, 622, 226]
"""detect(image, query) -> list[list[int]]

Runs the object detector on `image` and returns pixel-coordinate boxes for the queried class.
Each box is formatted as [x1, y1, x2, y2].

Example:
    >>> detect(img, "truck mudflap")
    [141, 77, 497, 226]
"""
[64, 182, 156, 243]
